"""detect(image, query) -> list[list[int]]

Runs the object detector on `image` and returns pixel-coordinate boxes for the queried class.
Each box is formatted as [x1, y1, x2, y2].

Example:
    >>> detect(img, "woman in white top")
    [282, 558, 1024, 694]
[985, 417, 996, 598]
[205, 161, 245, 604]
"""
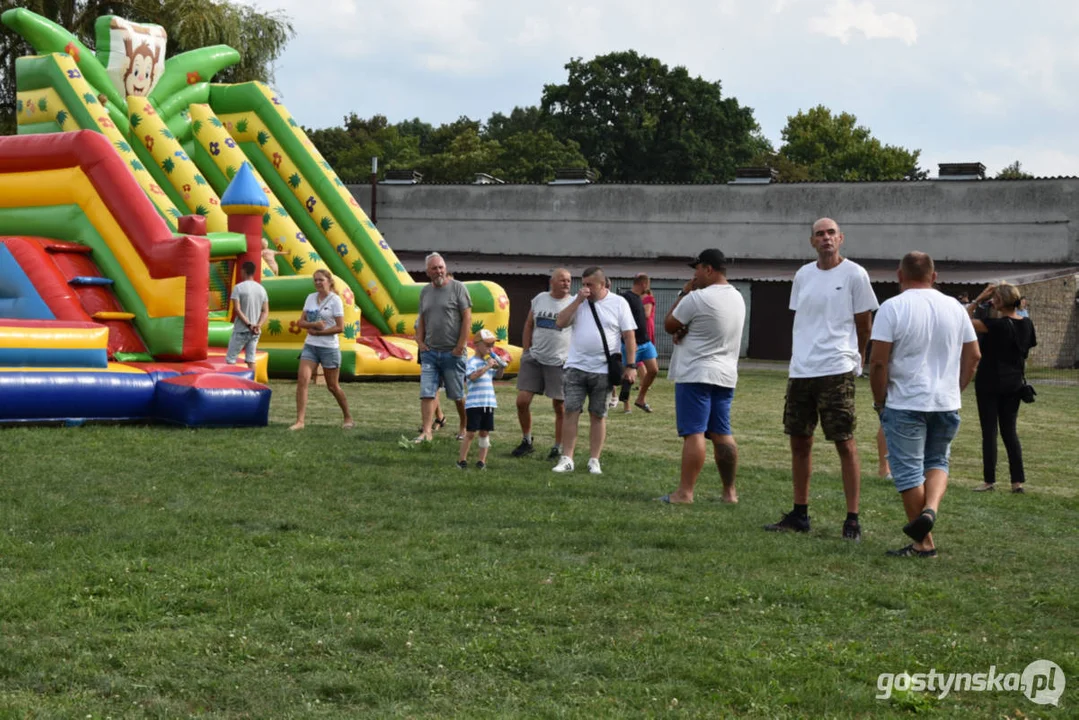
[289, 269, 354, 430]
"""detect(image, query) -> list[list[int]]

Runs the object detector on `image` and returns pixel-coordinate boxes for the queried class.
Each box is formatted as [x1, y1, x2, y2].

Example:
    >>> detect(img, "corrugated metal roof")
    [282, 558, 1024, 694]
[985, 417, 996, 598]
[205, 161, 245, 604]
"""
[397, 252, 1079, 285]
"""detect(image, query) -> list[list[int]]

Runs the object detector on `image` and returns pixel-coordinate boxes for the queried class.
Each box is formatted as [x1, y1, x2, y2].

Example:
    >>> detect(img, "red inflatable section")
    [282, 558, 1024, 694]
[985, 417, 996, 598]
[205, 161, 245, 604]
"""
[163, 373, 265, 390]
[1, 237, 147, 357]
[0, 131, 210, 360]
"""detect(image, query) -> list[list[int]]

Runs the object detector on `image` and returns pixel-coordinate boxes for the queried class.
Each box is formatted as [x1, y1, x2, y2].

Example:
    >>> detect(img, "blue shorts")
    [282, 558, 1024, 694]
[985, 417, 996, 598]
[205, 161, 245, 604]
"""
[420, 349, 466, 400]
[675, 383, 734, 437]
[622, 341, 658, 364]
[880, 408, 961, 493]
[300, 344, 341, 369]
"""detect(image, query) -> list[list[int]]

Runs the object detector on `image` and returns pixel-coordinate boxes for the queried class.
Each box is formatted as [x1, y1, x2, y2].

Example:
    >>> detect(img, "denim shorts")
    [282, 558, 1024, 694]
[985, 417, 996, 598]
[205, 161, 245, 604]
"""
[675, 383, 734, 437]
[880, 408, 961, 493]
[420, 350, 466, 400]
[300, 344, 341, 369]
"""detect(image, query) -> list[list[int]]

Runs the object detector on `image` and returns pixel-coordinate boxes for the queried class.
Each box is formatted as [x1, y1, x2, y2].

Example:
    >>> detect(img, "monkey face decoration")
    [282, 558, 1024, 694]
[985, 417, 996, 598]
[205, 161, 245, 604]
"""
[96, 16, 167, 99]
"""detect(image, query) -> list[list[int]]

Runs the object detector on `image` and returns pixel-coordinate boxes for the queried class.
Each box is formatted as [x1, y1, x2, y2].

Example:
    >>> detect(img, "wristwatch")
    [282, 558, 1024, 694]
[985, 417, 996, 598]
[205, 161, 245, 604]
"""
[873, 402, 885, 414]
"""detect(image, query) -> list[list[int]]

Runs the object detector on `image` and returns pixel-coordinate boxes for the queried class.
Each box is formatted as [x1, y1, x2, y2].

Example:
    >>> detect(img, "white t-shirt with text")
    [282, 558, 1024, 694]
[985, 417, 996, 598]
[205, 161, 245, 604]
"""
[789, 259, 879, 378]
[871, 288, 977, 412]
[668, 283, 746, 388]
[563, 293, 637, 374]
[528, 291, 574, 366]
[302, 292, 345, 349]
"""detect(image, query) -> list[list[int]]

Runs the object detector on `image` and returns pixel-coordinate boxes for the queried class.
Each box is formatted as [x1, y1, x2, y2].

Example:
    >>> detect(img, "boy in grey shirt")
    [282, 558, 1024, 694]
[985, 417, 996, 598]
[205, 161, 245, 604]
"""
[226, 261, 269, 373]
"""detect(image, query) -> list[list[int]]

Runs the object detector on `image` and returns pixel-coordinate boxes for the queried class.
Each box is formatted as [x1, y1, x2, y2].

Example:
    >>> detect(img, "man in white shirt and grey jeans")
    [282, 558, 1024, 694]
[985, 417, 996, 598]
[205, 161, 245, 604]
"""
[869, 252, 981, 557]
[765, 217, 879, 542]
[658, 249, 746, 505]
[552, 266, 637, 475]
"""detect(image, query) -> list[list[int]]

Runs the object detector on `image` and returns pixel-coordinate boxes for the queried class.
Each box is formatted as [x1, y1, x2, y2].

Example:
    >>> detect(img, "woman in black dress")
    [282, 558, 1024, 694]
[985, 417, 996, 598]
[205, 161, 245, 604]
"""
[966, 282, 1037, 493]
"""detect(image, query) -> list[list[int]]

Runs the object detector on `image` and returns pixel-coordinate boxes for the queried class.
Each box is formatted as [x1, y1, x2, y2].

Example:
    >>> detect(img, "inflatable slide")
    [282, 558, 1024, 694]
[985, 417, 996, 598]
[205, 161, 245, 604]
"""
[0, 131, 270, 425]
[2, 8, 518, 380]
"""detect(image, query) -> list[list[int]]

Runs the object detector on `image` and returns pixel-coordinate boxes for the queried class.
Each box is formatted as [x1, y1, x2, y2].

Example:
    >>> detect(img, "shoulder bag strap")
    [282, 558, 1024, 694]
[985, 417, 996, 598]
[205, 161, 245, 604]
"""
[587, 299, 614, 363]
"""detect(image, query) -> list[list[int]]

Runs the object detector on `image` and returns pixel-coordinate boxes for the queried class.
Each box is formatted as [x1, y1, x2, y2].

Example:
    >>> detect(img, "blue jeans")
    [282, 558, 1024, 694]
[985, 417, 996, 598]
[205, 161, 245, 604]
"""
[420, 350, 466, 400]
[880, 408, 961, 493]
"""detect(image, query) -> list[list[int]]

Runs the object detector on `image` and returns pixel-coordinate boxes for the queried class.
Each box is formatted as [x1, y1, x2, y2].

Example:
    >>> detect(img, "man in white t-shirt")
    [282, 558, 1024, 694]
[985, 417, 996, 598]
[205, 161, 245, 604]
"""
[551, 266, 637, 475]
[512, 268, 574, 461]
[765, 217, 879, 541]
[658, 249, 746, 505]
[869, 252, 981, 558]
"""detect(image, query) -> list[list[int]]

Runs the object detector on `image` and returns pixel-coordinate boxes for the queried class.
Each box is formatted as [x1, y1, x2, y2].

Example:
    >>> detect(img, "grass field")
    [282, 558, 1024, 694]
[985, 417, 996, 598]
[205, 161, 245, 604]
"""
[1, 370, 1076, 718]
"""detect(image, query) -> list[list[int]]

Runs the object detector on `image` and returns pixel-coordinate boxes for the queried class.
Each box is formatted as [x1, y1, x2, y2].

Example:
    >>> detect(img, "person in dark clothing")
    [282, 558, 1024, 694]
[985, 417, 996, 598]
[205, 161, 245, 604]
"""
[966, 282, 1037, 493]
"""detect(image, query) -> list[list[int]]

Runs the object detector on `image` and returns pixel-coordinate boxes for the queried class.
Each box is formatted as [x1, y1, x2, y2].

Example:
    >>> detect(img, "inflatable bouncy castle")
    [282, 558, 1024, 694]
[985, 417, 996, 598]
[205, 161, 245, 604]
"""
[1, 9, 516, 377]
[0, 8, 518, 424]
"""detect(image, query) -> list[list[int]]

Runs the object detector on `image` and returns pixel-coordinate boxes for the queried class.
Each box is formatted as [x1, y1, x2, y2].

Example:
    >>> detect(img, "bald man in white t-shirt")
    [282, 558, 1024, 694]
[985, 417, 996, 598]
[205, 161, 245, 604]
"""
[765, 217, 879, 542]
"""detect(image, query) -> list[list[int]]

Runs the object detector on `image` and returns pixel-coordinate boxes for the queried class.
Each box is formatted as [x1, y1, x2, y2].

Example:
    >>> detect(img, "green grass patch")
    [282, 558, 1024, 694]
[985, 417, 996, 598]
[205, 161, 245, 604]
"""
[1, 370, 1076, 717]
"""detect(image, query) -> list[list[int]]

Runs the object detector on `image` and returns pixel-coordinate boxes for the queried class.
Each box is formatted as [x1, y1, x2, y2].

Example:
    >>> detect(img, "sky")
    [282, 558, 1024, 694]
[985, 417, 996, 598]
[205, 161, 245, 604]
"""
[238, 0, 1079, 178]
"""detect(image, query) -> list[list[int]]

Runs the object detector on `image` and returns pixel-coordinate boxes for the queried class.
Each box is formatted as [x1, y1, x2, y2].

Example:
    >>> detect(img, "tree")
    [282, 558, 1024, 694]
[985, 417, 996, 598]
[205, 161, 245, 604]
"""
[484, 105, 548, 143]
[0, 1, 293, 134]
[541, 50, 762, 182]
[776, 105, 927, 181]
[496, 130, 587, 183]
[416, 125, 502, 183]
[306, 113, 422, 183]
[996, 161, 1033, 180]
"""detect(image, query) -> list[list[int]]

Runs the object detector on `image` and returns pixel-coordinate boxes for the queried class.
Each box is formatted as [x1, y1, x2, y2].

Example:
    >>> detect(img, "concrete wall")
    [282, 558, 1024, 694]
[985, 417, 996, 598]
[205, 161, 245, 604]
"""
[351, 180, 1079, 264]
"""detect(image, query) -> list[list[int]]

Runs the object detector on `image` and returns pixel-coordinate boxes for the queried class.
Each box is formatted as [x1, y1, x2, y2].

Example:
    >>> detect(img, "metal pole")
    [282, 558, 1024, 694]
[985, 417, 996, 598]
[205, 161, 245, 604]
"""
[370, 156, 378, 225]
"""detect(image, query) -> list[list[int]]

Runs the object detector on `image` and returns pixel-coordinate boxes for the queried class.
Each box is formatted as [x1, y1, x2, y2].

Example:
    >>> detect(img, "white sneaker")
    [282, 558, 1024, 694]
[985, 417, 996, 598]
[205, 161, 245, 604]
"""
[552, 456, 575, 473]
[587, 458, 602, 475]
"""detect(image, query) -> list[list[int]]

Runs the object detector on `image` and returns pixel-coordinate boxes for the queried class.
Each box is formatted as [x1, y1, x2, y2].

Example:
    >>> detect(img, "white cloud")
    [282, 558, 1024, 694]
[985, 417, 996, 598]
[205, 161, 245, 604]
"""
[236, 0, 1079, 176]
[808, 0, 918, 45]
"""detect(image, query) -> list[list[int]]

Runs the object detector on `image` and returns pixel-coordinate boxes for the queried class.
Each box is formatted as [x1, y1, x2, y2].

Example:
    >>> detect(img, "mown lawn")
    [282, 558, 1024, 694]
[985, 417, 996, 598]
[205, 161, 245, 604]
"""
[1, 370, 1075, 718]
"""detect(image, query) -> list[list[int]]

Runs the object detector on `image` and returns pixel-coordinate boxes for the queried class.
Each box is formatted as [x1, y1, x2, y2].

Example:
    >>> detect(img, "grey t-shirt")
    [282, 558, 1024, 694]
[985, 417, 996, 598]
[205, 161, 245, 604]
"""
[231, 279, 268, 330]
[528, 291, 574, 366]
[419, 279, 472, 351]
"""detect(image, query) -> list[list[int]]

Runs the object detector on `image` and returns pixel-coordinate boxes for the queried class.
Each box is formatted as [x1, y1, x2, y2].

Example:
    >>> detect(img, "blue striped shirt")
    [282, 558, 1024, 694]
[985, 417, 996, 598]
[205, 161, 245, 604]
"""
[465, 355, 498, 409]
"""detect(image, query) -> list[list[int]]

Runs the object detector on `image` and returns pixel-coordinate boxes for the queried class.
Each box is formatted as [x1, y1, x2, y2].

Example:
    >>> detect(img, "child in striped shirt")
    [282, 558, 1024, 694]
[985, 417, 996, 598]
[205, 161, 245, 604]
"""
[457, 329, 506, 470]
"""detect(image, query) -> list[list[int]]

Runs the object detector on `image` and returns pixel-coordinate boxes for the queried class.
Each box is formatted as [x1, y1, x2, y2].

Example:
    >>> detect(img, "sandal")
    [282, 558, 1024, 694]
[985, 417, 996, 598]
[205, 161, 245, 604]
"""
[886, 544, 937, 558]
[1011, 485, 1026, 494]
[972, 483, 996, 492]
[634, 402, 653, 413]
[434, 416, 447, 430]
[902, 508, 936, 543]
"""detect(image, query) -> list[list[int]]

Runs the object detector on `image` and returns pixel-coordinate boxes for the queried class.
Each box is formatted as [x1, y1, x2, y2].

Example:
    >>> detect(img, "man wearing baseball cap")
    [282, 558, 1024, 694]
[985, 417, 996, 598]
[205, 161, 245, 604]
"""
[658, 249, 746, 504]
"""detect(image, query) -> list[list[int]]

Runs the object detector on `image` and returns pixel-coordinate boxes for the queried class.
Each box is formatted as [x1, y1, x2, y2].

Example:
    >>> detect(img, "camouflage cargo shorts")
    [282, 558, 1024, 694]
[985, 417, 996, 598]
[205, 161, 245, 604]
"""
[783, 371, 857, 442]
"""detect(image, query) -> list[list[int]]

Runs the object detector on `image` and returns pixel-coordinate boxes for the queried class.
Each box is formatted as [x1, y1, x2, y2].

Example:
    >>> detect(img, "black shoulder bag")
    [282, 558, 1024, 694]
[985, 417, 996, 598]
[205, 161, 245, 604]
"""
[1007, 319, 1037, 404]
[587, 299, 624, 387]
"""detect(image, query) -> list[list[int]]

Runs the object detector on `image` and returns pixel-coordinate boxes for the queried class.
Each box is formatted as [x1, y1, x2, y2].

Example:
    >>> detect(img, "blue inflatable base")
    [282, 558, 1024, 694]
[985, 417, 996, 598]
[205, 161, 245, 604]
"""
[152, 374, 271, 428]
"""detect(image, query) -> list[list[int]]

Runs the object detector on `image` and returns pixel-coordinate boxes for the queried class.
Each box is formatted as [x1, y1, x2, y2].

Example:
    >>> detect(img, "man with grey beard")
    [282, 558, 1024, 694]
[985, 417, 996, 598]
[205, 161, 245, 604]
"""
[415, 252, 472, 443]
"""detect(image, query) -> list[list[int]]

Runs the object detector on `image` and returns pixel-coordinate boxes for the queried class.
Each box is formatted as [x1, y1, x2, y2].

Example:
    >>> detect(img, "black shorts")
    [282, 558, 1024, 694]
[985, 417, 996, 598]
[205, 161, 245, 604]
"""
[465, 407, 495, 432]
